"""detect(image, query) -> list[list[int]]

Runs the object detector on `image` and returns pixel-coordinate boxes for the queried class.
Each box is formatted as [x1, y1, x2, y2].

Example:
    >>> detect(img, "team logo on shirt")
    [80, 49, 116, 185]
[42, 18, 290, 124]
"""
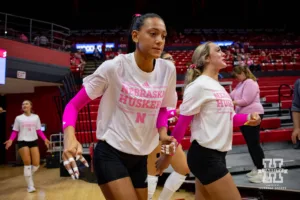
[213, 91, 234, 113]
[142, 81, 150, 88]
[22, 122, 36, 131]
[118, 82, 166, 124]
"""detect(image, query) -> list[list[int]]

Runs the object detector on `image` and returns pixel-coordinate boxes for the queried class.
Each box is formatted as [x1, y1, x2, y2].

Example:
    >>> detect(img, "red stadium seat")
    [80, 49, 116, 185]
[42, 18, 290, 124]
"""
[78, 112, 97, 120]
[233, 126, 240, 132]
[262, 128, 293, 143]
[181, 128, 293, 150]
[76, 131, 97, 143]
[76, 120, 96, 130]
[281, 100, 292, 109]
[261, 118, 281, 130]
[232, 132, 247, 145]
[90, 98, 101, 105]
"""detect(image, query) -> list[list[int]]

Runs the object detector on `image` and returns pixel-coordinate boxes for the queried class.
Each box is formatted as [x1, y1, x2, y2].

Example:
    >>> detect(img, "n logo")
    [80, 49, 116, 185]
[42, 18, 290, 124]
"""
[136, 112, 146, 123]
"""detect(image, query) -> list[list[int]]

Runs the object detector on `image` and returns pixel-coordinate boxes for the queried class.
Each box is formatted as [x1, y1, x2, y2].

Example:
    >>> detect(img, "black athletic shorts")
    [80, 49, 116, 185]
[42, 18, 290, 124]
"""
[93, 140, 148, 188]
[167, 128, 171, 136]
[187, 140, 228, 185]
[17, 140, 38, 150]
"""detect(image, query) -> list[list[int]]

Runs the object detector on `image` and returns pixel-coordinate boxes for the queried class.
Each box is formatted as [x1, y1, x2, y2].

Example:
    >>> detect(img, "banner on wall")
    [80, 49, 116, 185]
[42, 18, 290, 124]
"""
[0, 48, 7, 85]
[200, 41, 233, 46]
[76, 43, 115, 54]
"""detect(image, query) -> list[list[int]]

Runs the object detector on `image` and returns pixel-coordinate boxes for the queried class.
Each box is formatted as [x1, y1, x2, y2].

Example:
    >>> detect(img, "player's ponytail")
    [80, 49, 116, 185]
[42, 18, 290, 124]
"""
[184, 41, 212, 87]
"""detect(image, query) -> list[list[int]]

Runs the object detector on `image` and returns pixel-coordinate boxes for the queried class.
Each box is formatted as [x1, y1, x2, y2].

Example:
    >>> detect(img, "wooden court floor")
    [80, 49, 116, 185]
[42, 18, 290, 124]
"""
[0, 165, 194, 200]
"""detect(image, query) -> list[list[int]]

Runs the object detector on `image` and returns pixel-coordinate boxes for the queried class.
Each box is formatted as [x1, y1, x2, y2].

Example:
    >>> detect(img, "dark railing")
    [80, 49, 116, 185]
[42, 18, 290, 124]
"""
[53, 73, 93, 148]
[53, 95, 64, 123]
[278, 84, 294, 116]
[0, 12, 70, 51]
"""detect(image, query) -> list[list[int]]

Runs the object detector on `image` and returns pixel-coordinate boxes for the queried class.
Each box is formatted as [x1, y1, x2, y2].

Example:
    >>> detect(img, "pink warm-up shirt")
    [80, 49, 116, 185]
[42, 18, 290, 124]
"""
[230, 79, 264, 114]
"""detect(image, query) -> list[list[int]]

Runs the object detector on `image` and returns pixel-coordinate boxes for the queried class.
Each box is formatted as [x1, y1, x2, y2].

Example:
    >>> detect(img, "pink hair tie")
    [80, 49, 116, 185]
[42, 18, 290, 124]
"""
[135, 14, 141, 17]
[188, 64, 196, 69]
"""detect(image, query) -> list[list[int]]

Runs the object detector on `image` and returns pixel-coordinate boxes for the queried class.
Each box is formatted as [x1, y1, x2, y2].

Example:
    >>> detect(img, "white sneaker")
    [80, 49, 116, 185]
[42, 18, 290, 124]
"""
[248, 173, 263, 183]
[246, 168, 258, 178]
[27, 186, 36, 193]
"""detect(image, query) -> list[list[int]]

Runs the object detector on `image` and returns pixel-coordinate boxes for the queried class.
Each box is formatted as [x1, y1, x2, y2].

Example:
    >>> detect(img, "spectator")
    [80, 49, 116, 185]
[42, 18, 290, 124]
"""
[65, 43, 72, 51]
[93, 45, 101, 67]
[234, 54, 245, 67]
[19, 34, 28, 42]
[245, 54, 261, 72]
[231, 66, 265, 183]
[101, 42, 106, 60]
[33, 35, 40, 46]
[74, 50, 86, 72]
[39, 35, 49, 47]
[258, 51, 269, 63]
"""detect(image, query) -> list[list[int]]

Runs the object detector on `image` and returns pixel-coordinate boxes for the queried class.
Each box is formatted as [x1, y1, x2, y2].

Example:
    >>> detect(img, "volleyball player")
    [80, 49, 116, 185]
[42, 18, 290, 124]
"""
[61, 13, 177, 200]
[4, 100, 50, 193]
[157, 42, 261, 200]
[147, 51, 189, 200]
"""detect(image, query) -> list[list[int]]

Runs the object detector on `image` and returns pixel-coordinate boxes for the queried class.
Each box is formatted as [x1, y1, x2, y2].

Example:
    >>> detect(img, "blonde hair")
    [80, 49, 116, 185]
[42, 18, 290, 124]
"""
[232, 66, 257, 81]
[184, 41, 213, 86]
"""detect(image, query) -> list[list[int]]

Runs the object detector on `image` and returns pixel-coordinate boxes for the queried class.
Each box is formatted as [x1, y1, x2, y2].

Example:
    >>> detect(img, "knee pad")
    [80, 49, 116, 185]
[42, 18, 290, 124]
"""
[164, 171, 186, 192]
[24, 165, 32, 177]
[32, 165, 39, 174]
